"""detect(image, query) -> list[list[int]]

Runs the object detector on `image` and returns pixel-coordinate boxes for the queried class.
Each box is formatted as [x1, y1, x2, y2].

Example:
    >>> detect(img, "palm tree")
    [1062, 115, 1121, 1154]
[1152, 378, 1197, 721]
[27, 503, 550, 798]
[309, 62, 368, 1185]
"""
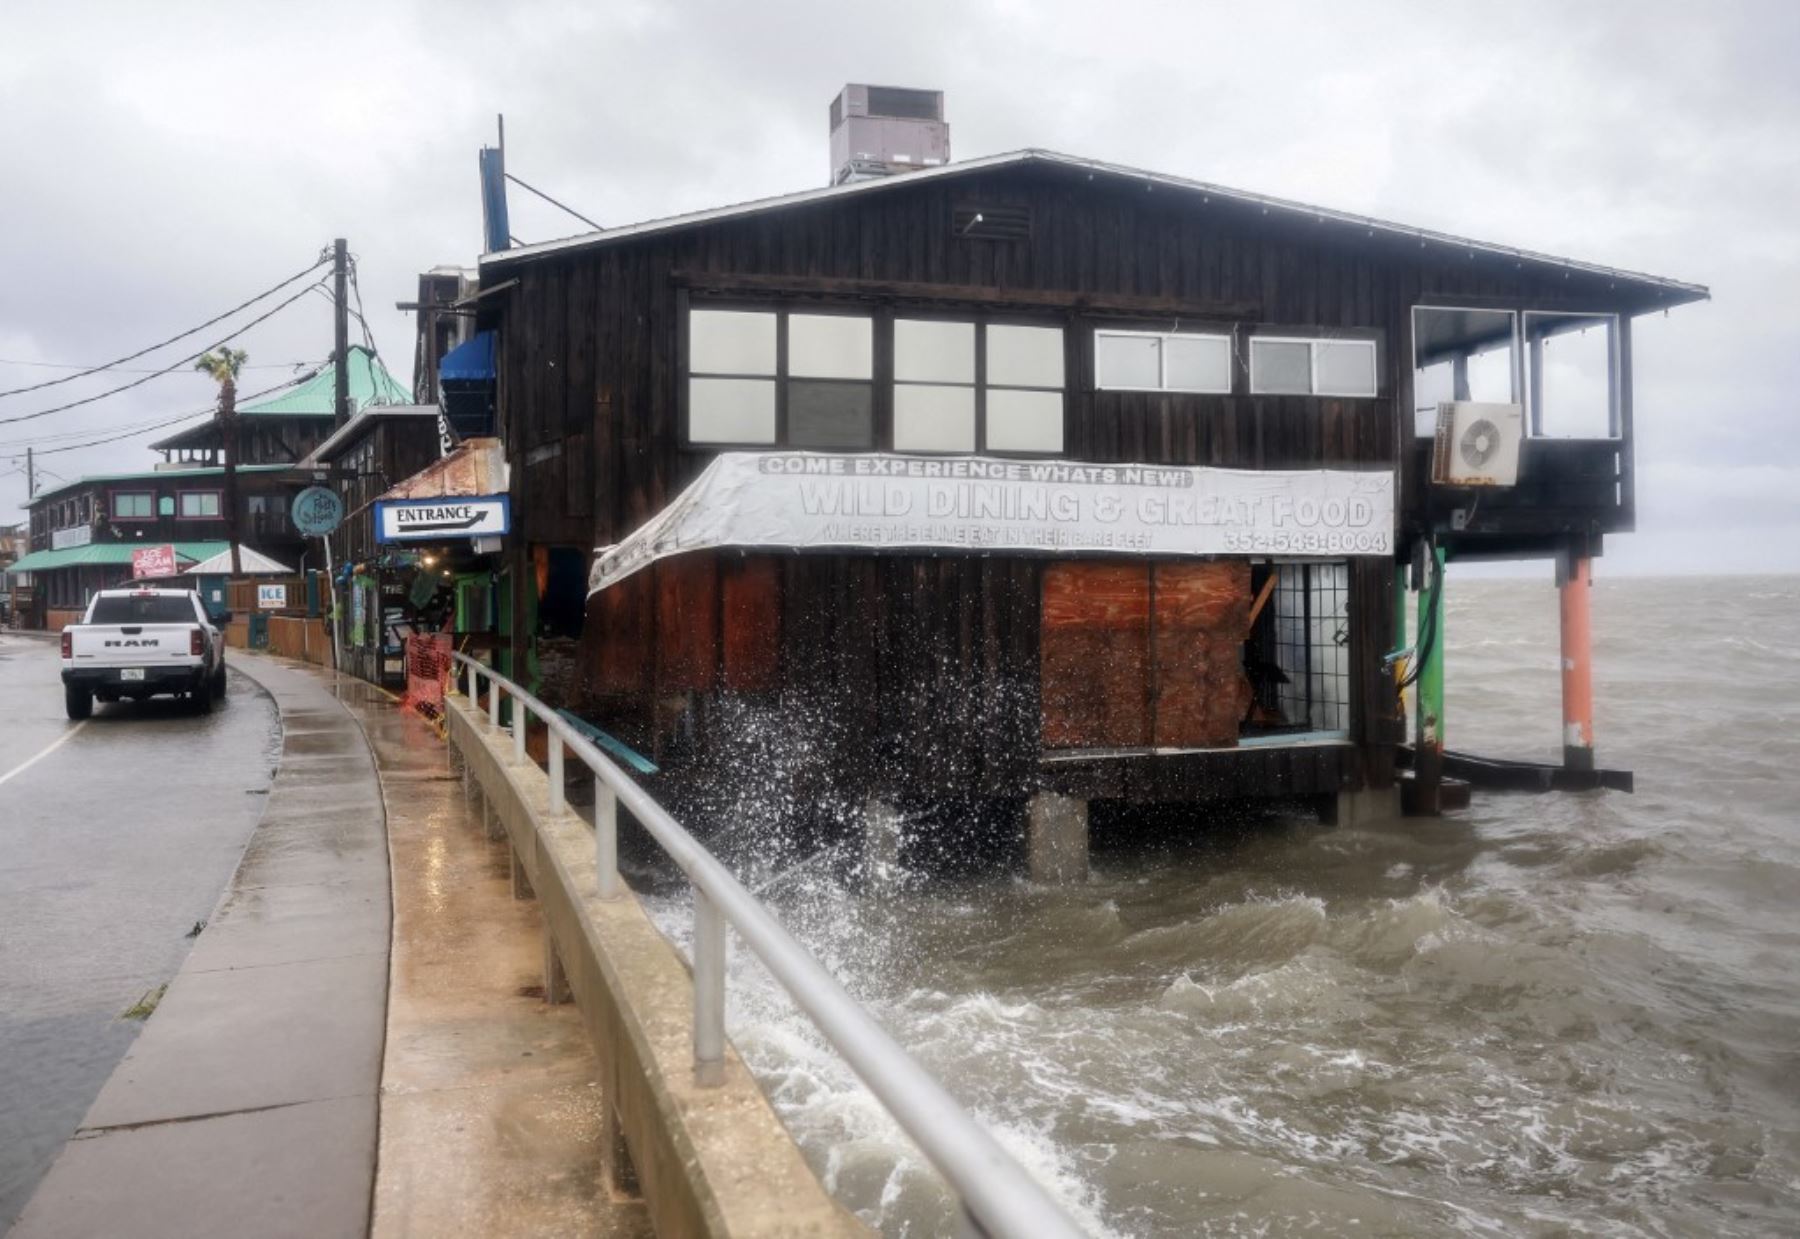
[195, 349, 249, 576]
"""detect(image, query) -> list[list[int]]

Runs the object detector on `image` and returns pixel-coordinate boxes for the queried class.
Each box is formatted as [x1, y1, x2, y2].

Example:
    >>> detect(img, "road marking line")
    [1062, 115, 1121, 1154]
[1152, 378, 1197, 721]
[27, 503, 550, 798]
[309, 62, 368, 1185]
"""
[0, 721, 88, 788]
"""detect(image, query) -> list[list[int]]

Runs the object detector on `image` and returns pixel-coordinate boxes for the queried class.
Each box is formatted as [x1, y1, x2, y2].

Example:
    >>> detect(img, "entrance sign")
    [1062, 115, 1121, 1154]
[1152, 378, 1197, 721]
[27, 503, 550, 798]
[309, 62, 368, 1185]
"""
[257, 584, 288, 610]
[589, 452, 1395, 595]
[131, 544, 179, 579]
[293, 486, 345, 537]
[376, 495, 510, 543]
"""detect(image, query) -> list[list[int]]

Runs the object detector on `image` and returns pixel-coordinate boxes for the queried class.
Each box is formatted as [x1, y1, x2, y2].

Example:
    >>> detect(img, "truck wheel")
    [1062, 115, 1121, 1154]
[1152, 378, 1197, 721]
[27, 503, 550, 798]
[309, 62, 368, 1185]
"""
[211, 663, 227, 700]
[65, 685, 93, 721]
[193, 684, 215, 715]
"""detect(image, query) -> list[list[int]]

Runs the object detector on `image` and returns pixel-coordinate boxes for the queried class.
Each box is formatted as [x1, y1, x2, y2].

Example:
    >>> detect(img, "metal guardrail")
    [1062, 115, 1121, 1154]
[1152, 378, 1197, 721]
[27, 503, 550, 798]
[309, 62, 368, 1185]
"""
[451, 652, 1085, 1239]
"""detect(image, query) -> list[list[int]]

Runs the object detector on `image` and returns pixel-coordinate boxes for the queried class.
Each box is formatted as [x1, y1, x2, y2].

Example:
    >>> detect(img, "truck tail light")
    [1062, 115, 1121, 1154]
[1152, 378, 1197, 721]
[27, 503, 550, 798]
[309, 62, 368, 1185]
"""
[190, 630, 204, 656]
[60, 631, 72, 658]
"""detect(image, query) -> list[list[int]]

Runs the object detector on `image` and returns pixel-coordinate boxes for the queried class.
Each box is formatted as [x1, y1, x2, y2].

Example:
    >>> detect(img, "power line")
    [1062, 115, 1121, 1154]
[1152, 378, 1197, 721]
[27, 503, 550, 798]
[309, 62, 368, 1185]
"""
[2, 365, 325, 461]
[348, 256, 378, 355]
[0, 357, 313, 374]
[0, 361, 322, 451]
[0, 280, 327, 428]
[0, 255, 330, 398]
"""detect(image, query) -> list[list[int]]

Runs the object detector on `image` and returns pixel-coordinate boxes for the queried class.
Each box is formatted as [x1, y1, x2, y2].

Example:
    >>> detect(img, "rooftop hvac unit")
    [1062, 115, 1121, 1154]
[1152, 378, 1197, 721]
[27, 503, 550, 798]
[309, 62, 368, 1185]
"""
[1432, 401, 1523, 487]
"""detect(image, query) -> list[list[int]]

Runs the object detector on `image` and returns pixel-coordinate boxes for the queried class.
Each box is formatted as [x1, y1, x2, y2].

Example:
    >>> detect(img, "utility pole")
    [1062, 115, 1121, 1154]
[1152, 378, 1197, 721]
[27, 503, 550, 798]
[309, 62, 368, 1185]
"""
[222, 374, 243, 576]
[333, 238, 350, 428]
[25, 447, 34, 499]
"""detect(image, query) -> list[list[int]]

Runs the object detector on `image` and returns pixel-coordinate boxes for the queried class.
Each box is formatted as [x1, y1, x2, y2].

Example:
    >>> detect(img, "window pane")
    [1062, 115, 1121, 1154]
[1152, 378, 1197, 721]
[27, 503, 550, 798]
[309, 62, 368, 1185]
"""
[1315, 341, 1376, 397]
[1412, 307, 1516, 432]
[1163, 335, 1231, 392]
[1251, 341, 1311, 394]
[1414, 359, 1455, 436]
[986, 389, 1063, 453]
[894, 319, 974, 383]
[1527, 313, 1614, 438]
[688, 377, 776, 443]
[1096, 334, 1160, 389]
[788, 380, 873, 449]
[789, 314, 872, 380]
[893, 384, 975, 452]
[689, 309, 776, 376]
[987, 324, 1063, 388]
[1466, 349, 1515, 403]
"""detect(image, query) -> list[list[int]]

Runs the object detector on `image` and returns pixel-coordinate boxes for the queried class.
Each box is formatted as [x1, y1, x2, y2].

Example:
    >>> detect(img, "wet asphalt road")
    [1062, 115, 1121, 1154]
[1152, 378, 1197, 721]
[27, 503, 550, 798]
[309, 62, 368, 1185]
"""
[0, 632, 280, 1231]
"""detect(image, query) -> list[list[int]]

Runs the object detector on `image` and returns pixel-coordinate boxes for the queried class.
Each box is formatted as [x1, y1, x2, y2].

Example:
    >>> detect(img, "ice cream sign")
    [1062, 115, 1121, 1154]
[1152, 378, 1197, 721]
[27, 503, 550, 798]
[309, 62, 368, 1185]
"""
[375, 495, 510, 543]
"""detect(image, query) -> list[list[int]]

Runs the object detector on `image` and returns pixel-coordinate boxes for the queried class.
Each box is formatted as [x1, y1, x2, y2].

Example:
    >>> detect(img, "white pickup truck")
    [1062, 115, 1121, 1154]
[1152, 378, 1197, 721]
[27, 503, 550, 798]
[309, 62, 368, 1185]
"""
[60, 588, 228, 719]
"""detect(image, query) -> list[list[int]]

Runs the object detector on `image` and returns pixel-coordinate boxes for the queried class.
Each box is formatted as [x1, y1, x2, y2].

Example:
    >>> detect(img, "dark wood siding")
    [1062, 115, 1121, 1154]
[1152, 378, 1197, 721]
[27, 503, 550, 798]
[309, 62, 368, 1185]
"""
[490, 162, 1649, 803]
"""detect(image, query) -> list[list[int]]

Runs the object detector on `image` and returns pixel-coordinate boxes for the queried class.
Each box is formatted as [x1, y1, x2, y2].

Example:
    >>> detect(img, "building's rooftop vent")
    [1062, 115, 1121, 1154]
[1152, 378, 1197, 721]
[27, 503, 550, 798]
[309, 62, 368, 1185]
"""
[829, 84, 950, 186]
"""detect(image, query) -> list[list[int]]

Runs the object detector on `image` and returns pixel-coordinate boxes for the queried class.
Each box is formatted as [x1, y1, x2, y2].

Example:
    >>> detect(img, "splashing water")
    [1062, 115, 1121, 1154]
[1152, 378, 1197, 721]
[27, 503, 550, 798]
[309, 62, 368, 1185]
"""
[648, 577, 1800, 1236]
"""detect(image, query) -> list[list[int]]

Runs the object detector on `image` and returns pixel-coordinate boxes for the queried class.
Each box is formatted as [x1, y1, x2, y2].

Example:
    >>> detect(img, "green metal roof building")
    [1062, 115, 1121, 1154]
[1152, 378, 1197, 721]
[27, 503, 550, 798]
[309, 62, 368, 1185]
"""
[150, 345, 411, 463]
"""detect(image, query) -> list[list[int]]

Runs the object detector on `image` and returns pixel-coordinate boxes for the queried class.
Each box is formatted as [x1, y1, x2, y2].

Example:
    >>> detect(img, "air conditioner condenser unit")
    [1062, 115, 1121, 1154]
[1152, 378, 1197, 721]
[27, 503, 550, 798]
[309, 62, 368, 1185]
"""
[1432, 401, 1523, 487]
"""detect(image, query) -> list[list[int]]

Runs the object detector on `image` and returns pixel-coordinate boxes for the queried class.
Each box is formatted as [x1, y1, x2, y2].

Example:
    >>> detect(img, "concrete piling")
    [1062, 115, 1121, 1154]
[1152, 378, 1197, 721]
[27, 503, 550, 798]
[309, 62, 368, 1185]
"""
[1025, 792, 1089, 884]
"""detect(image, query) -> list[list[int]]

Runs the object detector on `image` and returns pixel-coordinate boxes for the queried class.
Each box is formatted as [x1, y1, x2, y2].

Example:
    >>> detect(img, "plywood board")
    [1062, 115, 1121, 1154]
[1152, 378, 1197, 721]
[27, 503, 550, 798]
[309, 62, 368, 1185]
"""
[1152, 561, 1252, 747]
[1041, 561, 1150, 749]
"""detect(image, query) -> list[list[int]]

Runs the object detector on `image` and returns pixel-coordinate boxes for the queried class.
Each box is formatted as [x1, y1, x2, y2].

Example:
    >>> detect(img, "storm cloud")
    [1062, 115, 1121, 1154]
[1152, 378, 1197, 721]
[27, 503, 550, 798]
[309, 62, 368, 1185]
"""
[2, 0, 1792, 573]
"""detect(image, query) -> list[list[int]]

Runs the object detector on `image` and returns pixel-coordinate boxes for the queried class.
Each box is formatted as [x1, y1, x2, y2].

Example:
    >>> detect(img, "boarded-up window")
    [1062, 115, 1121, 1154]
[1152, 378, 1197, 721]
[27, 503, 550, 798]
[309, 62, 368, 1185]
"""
[1041, 562, 1150, 749]
[1041, 560, 1253, 750]
[1152, 562, 1252, 747]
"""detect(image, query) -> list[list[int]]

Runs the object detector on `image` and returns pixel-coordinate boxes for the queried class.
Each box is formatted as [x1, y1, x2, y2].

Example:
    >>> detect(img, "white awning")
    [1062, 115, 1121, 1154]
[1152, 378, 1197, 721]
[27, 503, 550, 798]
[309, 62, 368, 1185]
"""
[184, 546, 295, 576]
[588, 452, 1395, 596]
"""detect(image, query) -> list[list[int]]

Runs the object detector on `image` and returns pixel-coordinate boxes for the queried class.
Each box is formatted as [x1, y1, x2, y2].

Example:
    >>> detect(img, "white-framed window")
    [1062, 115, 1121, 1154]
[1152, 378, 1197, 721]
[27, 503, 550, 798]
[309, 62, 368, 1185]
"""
[179, 491, 221, 518]
[1095, 329, 1231, 394]
[893, 319, 1064, 453]
[1249, 336, 1378, 398]
[1524, 311, 1618, 439]
[1410, 306, 1618, 439]
[687, 308, 778, 445]
[112, 491, 154, 519]
[686, 307, 875, 448]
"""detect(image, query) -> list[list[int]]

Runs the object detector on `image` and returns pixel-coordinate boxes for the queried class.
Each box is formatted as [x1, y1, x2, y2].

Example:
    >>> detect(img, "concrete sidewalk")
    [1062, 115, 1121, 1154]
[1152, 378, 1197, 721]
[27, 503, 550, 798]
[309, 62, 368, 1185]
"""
[12, 655, 392, 1239]
[338, 672, 648, 1238]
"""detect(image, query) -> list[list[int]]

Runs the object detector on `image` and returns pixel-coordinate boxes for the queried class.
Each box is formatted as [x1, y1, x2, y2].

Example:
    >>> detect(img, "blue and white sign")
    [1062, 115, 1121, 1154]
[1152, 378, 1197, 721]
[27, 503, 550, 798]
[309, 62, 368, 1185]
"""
[292, 486, 345, 537]
[376, 494, 510, 543]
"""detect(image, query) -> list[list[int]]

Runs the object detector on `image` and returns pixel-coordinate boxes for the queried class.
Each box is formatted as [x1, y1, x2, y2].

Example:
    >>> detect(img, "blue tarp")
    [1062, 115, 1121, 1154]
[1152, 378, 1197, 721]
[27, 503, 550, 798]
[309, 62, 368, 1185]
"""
[440, 331, 496, 383]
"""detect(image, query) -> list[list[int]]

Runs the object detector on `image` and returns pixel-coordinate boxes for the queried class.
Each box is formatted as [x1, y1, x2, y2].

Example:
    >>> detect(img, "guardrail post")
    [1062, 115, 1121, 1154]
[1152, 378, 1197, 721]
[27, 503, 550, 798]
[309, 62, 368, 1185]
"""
[513, 698, 527, 765]
[693, 887, 726, 1087]
[955, 1204, 993, 1239]
[595, 782, 619, 900]
[488, 676, 500, 730]
[465, 661, 477, 703]
[548, 734, 565, 816]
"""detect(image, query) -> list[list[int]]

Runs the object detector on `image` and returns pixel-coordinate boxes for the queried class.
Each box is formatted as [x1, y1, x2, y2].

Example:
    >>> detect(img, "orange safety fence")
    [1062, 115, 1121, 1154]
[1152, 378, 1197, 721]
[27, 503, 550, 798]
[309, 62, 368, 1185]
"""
[401, 633, 455, 729]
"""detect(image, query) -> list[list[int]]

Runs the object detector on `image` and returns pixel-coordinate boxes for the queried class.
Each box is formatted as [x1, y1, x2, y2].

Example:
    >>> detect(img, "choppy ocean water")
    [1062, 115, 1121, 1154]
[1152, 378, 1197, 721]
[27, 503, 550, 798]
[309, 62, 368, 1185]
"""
[652, 574, 1800, 1236]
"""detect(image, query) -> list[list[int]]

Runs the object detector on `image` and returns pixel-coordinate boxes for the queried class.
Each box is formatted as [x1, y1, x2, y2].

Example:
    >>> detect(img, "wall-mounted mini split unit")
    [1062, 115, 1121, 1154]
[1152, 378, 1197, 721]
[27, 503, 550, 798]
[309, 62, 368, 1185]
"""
[1432, 401, 1523, 487]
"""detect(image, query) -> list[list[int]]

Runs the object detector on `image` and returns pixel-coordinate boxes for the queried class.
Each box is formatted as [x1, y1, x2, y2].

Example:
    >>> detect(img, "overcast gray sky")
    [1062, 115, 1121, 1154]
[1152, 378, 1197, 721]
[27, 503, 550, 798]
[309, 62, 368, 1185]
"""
[1, 0, 1792, 574]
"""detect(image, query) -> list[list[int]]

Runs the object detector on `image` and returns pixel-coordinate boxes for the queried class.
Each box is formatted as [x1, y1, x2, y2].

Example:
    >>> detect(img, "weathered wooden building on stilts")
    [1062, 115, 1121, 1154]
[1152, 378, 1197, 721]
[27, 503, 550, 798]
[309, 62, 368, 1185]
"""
[470, 87, 1706, 877]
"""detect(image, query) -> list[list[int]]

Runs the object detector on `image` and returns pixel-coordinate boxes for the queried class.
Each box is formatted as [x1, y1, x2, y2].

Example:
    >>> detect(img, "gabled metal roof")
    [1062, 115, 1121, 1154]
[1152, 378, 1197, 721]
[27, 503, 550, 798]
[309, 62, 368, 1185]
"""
[310, 404, 438, 464]
[482, 148, 1708, 303]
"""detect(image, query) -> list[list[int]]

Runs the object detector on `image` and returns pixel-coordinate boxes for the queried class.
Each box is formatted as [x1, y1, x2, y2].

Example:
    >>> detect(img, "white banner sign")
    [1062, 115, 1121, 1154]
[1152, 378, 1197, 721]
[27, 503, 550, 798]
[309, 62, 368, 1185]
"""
[589, 453, 1394, 596]
[376, 495, 510, 543]
[52, 525, 92, 550]
[257, 584, 288, 610]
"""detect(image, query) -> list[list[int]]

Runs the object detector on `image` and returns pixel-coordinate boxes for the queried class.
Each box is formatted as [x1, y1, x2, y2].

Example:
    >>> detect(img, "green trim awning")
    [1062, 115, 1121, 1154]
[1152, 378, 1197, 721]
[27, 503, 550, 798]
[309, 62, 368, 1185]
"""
[6, 541, 232, 574]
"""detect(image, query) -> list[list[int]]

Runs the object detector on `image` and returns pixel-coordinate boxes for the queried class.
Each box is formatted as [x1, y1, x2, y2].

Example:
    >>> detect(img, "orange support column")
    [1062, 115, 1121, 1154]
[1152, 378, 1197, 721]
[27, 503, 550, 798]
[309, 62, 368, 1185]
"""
[1559, 553, 1595, 771]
